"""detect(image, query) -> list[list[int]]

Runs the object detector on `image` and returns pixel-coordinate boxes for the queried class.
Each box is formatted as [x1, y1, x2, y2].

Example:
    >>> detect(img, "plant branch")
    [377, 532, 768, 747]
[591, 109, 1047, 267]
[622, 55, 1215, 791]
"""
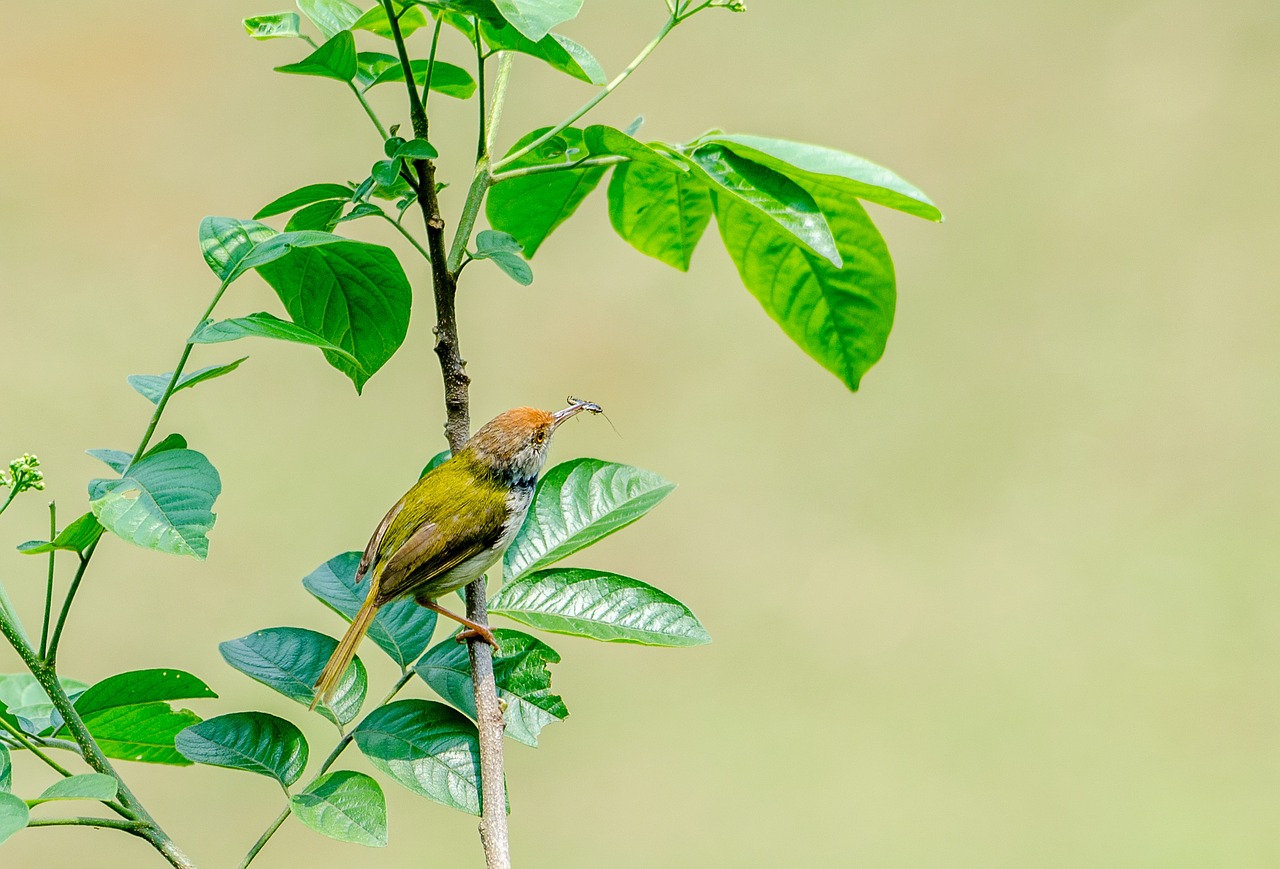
[421, 16, 444, 115]
[27, 816, 148, 834]
[380, 213, 432, 262]
[239, 668, 419, 868]
[446, 52, 513, 276]
[491, 16, 677, 171]
[39, 501, 55, 658]
[44, 544, 94, 669]
[303, 36, 389, 140]
[0, 715, 74, 777]
[491, 154, 627, 183]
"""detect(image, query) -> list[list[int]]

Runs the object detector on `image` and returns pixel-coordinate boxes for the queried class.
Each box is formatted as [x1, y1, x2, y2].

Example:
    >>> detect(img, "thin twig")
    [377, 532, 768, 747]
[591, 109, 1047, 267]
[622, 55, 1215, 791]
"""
[39, 501, 55, 658]
[27, 817, 148, 834]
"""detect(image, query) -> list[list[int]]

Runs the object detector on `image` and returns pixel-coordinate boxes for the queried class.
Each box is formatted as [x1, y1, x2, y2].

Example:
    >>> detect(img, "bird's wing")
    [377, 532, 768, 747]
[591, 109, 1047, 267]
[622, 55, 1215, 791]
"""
[374, 514, 492, 604]
[357, 497, 405, 584]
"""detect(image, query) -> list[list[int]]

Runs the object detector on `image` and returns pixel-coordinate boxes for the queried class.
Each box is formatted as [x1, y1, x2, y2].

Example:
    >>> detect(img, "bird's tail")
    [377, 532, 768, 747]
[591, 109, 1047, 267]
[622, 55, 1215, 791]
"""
[311, 593, 379, 711]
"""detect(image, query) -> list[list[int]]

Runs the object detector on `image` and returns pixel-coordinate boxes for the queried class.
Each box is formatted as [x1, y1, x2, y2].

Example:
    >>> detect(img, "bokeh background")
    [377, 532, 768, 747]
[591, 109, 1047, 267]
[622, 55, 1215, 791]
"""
[3, 1, 1280, 866]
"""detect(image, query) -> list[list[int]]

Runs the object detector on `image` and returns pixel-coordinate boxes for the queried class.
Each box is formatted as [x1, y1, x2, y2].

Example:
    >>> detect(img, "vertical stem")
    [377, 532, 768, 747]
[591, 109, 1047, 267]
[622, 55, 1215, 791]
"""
[39, 501, 55, 658]
[45, 543, 96, 669]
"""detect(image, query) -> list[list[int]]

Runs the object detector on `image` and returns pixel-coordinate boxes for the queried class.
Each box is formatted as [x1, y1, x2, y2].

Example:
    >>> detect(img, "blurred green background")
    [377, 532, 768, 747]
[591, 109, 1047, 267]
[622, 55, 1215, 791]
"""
[3, 1, 1280, 866]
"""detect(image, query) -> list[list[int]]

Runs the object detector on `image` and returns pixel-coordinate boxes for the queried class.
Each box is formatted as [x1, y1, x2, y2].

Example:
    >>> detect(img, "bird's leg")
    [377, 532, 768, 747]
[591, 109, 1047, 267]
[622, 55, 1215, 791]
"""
[419, 599, 500, 651]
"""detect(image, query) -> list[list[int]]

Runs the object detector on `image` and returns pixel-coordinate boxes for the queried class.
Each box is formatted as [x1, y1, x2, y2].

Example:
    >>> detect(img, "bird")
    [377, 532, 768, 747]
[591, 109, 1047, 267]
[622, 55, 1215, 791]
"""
[310, 398, 602, 709]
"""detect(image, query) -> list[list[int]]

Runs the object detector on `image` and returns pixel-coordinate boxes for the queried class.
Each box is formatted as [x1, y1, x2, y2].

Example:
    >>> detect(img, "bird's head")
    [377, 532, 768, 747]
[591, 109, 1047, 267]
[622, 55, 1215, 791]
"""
[465, 398, 601, 485]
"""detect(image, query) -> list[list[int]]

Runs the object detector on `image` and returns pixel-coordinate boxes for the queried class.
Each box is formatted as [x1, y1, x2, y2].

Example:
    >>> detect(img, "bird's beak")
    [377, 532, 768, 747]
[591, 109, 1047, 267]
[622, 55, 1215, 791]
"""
[551, 398, 602, 428]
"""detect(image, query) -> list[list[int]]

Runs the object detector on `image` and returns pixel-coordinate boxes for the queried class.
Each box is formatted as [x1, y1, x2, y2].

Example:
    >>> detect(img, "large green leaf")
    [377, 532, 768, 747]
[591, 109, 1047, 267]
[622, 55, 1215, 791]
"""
[127, 358, 248, 405]
[487, 127, 607, 257]
[291, 770, 388, 847]
[703, 133, 942, 221]
[190, 314, 364, 373]
[716, 185, 895, 391]
[490, 568, 710, 646]
[30, 774, 118, 805]
[364, 58, 477, 99]
[302, 552, 438, 669]
[16, 511, 103, 555]
[607, 159, 712, 272]
[219, 628, 367, 726]
[504, 459, 675, 580]
[88, 448, 221, 560]
[256, 183, 355, 220]
[479, 20, 604, 84]
[199, 217, 277, 281]
[74, 670, 217, 716]
[492, 0, 582, 42]
[415, 629, 566, 747]
[352, 3, 430, 38]
[0, 793, 28, 845]
[176, 712, 308, 786]
[297, 0, 362, 39]
[275, 31, 357, 81]
[684, 144, 840, 267]
[352, 700, 483, 815]
[80, 703, 202, 765]
[238, 232, 412, 393]
[244, 13, 303, 39]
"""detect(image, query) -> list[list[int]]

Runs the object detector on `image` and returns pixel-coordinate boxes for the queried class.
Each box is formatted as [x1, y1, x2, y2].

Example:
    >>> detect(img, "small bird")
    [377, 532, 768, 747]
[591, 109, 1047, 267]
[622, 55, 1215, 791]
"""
[311, 398, 602, 709]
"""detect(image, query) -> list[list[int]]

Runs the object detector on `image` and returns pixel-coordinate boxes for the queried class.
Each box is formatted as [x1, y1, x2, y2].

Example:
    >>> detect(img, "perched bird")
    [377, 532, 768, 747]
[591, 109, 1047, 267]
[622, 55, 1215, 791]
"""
[311, 398, 601, 708]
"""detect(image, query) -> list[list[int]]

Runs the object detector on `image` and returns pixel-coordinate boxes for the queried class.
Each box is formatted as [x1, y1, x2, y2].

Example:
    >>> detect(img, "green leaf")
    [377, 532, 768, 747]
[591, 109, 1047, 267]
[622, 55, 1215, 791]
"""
[88, 448, 221, 560]
[352, 2, 429, 38]
[275, 30, 357, 81]
[255, 183, 355, 219]
[176, 712, 308, 786]
[74, 670, 216, 717]
[127, 358, 248, 406]
[684, 144, 840, 267]
[415, 629, 566, 746]
[286, 199, 345, 232]
[140, 432, 188, 461]
[86, 449, 131, 473]
[472, 230, 532, 285]
[393, 138, 438, 160]
[0, 792, 28, 845]
[227, 232, 413, 393]
[491, 568, 710, 646]
[297, 0, 362, 39]
[420, 449, 452, 479]
[371, 158, 403, 188]
[302, 552, 438, 668]
[504, 458, 675, 580]
[81, 703, 202, 765]
[17, 511, 104, 555]
[702, 134, 942, 222]
[606, 152, 712, 272]
[29, 773, 118, 805]
[0, 745, 10, 792]
[199, 217, 277, 281]
[337, 202, 385, 224]
[190, 314, 364, 373]
[290, 770, 387, 847]
[488, 126, 606, 257]
[492, 0, 581, 42]
[352, 700, 483, 815]
[479, 20, 604, 84]
[365, 59, 476, 99]
[584, 125, 683, 170]
[0, 675, 88, 735]
[716, 186, 895, 390]
[244, 13, 303, 39]
[219, 628, 367, 726]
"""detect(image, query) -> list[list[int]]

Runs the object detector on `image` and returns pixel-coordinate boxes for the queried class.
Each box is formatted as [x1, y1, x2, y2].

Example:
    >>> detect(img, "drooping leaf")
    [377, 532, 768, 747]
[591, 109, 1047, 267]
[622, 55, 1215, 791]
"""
[479, 19, 604, 84]
[492, 0, 582, 42]
[606, 152, 712, 272]
[88, 448, 221, 560]
[127, 358, 248, 406]
[488, 126, 606, 257]
[415, 629, 566, 746]
[30, 774, 118, 805]
[290, 770, 388, 847]
[0, 793, 28, 845]
[275, 30, 357, 81]
[189, 314, 364, 373]
[244, 13, 303, 39]
[219, 628, 367, 726]
[504, 459, 675, 580]
[371, 158, 403, 188]
[491, 568, 710, 646]
[353, 700, 483, 815]
[302, 552, 438, 668]
[684, 144, 840, 267]
[716, 185, 895, 391]
[702, 134, 942, 221]
[199, 217, 277, 281]
[471, 230, 533, 285]
[255, 183, 355, 220]
[17, 511, 103, 555]
[176, 712, 308, 786]
[365, 59, 476, 99]
[297, 0, 362, 39]
[352, 2, 430, 38]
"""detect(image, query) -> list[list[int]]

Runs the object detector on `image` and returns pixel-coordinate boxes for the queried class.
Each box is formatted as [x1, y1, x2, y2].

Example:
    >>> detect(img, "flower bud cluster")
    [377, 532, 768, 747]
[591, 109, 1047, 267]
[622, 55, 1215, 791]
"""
[1, 453, 45, 494]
